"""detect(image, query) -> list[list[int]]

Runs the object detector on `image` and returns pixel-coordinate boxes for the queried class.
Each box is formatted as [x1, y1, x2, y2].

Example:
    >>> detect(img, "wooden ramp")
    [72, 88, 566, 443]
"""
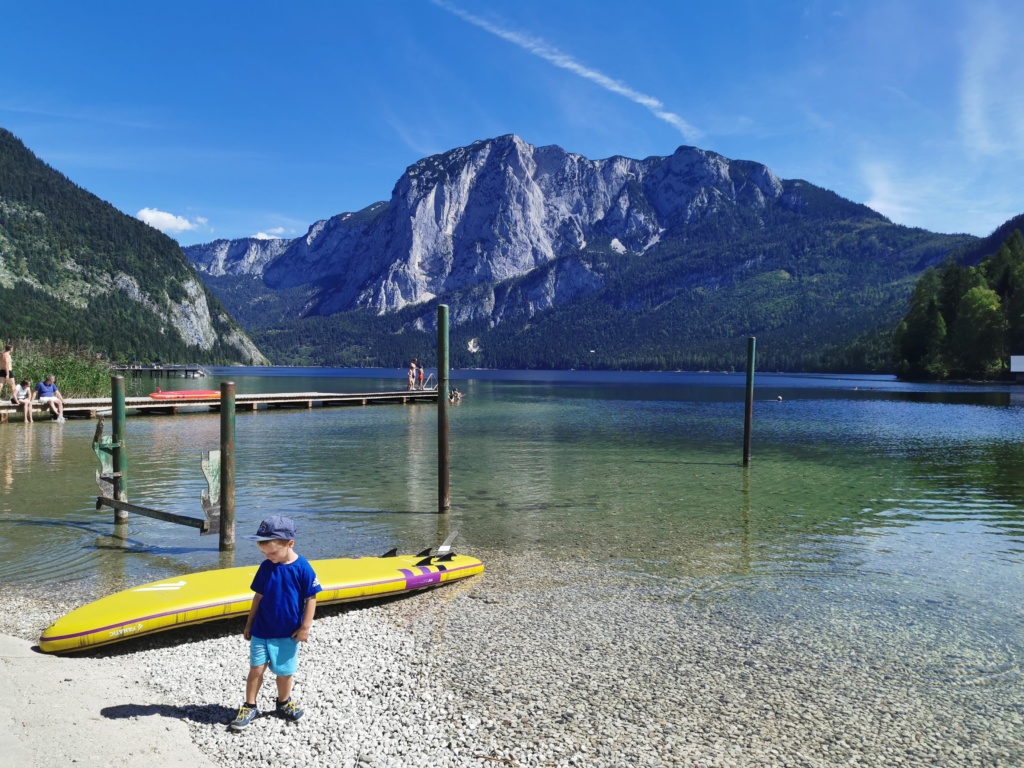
[0, 389, 439, 421]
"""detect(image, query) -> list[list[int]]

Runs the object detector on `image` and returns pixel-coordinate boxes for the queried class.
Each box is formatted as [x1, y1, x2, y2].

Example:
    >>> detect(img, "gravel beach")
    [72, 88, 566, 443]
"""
[3, 549, 1022, 767]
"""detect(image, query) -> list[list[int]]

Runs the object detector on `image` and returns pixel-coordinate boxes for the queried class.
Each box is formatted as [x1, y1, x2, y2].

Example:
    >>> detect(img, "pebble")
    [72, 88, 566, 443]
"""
[2, 550, 1022, 766]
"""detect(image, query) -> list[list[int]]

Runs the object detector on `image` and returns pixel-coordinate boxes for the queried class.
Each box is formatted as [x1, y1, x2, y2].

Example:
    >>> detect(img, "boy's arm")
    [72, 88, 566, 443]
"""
[292, 595, 316, 642]
[243, 593, 262, 640]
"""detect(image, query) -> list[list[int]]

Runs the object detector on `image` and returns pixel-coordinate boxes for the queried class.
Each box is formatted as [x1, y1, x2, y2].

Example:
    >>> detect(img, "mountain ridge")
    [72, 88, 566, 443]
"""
[186, 134, 974, 371]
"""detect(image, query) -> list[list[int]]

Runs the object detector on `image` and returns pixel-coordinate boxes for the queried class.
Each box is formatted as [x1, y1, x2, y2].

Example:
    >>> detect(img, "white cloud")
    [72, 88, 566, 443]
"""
[860, 159, 1016, 236]
[136, 207, 206, 234]
[958, 4, 1024, 159]
[861, 161, 916, 223]
[432, 0, 701, 142]
[253, 228, 286, 240]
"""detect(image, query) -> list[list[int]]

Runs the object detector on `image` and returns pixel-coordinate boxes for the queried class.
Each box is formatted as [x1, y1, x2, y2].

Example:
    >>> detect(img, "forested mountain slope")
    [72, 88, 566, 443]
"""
[0, 129, 266, 364]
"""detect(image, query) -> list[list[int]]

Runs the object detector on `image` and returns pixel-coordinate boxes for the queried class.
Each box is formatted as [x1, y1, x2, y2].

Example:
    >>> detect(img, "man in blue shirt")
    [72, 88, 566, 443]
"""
[34, 375, 65, 422]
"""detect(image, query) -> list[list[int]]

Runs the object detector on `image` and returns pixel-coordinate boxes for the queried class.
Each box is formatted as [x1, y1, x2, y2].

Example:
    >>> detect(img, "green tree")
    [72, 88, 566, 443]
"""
[893, 269, 947, 378]
[1004, 260, 1024, 355]
[950, 286, 1006, 378]
[990, 231, 1024, 355]
[938, 260, 984, 331]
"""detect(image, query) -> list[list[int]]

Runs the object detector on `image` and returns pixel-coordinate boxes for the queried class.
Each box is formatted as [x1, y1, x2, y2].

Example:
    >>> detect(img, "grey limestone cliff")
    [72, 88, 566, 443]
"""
[184, 135, 805, 328]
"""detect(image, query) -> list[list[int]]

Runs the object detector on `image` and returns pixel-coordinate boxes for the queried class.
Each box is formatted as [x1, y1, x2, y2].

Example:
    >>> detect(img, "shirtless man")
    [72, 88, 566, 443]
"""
[0, 345, 13, 400]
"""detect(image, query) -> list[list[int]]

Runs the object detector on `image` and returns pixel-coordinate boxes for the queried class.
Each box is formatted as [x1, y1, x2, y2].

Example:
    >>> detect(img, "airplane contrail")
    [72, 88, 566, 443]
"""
[432, 0, 701, 142]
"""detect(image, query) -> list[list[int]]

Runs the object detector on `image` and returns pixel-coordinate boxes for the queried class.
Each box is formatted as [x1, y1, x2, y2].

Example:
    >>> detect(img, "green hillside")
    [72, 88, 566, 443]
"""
[0, 129, 263, 363]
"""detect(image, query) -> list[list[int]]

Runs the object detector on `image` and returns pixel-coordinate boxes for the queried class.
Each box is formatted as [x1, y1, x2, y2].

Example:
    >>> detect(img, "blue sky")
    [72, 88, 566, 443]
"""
[2, 1, 1022, 246]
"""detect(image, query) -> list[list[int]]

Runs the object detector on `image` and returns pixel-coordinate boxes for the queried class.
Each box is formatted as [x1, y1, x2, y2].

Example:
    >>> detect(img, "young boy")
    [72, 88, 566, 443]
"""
[230, 515, 321, 731]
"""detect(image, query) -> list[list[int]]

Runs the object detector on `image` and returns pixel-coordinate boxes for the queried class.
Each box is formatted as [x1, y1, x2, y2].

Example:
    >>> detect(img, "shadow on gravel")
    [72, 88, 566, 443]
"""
[101, 702, 236, 724]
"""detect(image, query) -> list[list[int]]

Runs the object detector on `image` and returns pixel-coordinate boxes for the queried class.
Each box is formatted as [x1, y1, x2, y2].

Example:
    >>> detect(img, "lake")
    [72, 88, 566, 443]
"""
[2, 368, 1023, 730]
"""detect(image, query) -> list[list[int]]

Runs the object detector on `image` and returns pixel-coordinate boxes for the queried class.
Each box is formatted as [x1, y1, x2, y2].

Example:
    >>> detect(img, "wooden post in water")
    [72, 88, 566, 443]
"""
[437, 304, 451, 514]
[219, 381, 236, 550]
[111, 375, 129, 522]
[743, 336, 756, 466]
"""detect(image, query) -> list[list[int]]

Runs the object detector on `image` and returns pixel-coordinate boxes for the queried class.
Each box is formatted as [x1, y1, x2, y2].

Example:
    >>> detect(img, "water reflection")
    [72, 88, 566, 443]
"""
[1, 372, 1023, 610]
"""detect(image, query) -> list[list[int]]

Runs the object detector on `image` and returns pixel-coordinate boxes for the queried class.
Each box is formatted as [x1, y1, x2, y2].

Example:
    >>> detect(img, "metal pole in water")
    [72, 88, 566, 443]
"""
[111, 375, 129, 522]
[743, 336, 756, 466]
[219, 381, 236, 550]
[438, 304, 451, 514]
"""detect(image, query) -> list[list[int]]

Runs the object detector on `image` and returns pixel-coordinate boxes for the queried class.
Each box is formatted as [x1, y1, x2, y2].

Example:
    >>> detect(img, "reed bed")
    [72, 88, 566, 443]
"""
[7, 339, 112, 398]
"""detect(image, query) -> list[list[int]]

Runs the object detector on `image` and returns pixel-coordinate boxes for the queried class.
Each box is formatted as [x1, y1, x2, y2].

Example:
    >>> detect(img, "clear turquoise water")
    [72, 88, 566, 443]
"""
[2, 369, 1023, 665]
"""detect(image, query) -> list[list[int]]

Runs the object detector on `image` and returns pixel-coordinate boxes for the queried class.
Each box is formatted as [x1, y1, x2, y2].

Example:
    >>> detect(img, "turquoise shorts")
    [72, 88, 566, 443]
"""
[249, 635, 300, 676]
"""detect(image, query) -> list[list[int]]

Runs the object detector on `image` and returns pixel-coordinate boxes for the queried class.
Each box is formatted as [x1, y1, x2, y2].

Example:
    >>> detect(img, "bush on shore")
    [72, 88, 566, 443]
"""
[8, 340, 112, 398]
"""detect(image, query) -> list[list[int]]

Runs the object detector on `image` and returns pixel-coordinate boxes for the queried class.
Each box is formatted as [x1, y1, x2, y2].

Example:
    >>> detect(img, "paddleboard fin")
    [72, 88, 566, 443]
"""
[437, 530, 458, 555]
[380, 547, 398, 558]
[413, 533, 458, 565]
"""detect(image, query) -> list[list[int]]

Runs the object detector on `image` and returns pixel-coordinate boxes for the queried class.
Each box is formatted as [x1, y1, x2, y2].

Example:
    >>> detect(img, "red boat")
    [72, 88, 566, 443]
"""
[148, 389, 220, 400]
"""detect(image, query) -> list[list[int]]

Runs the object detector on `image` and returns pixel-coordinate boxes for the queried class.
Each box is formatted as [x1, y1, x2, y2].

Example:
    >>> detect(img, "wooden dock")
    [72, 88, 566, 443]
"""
[0, 389, 439, 421]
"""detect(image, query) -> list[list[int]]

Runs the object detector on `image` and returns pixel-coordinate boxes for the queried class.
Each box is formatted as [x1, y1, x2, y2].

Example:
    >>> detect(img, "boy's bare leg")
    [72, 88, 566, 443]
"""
[245, 663, 267, 704]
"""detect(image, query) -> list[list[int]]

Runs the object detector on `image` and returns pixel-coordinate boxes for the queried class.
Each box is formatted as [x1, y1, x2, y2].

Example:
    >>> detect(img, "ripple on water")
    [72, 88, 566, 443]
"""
[0, 514, 107, 585]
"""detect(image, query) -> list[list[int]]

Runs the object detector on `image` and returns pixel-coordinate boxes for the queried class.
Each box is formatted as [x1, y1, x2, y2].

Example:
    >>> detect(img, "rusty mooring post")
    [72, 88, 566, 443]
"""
[437, 304, 450, 513]
[743, 336, 756, 466]
[219, 381, 236, 550]
[111, 375, 129, 522]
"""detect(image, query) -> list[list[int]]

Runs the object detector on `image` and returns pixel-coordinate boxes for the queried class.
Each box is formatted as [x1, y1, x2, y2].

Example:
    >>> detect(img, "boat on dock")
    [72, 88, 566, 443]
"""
[149, 389, 220, 400]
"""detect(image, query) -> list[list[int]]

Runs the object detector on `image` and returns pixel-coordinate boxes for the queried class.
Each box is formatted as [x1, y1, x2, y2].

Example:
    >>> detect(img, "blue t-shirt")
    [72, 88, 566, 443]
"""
[36, 381, 59, 398]
[250, 555, 321, 639]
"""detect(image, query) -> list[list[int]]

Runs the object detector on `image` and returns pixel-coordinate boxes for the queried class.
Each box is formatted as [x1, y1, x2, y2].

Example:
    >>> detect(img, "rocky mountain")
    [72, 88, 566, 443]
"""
[188, 136, 827, 317]
[186, 236, 289, 277]
[0, 129, 267, 364]
[185, 135, 977, 371]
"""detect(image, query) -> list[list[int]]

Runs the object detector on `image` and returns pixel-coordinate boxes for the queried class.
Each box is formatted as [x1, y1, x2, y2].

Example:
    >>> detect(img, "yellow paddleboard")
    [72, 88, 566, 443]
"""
[39, 550, 483, 653]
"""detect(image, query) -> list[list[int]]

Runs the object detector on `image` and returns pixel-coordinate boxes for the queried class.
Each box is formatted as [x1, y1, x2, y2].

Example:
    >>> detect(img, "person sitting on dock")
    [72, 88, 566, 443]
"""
[12, 378, 33, 423]
[35, 375, 65, 422]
